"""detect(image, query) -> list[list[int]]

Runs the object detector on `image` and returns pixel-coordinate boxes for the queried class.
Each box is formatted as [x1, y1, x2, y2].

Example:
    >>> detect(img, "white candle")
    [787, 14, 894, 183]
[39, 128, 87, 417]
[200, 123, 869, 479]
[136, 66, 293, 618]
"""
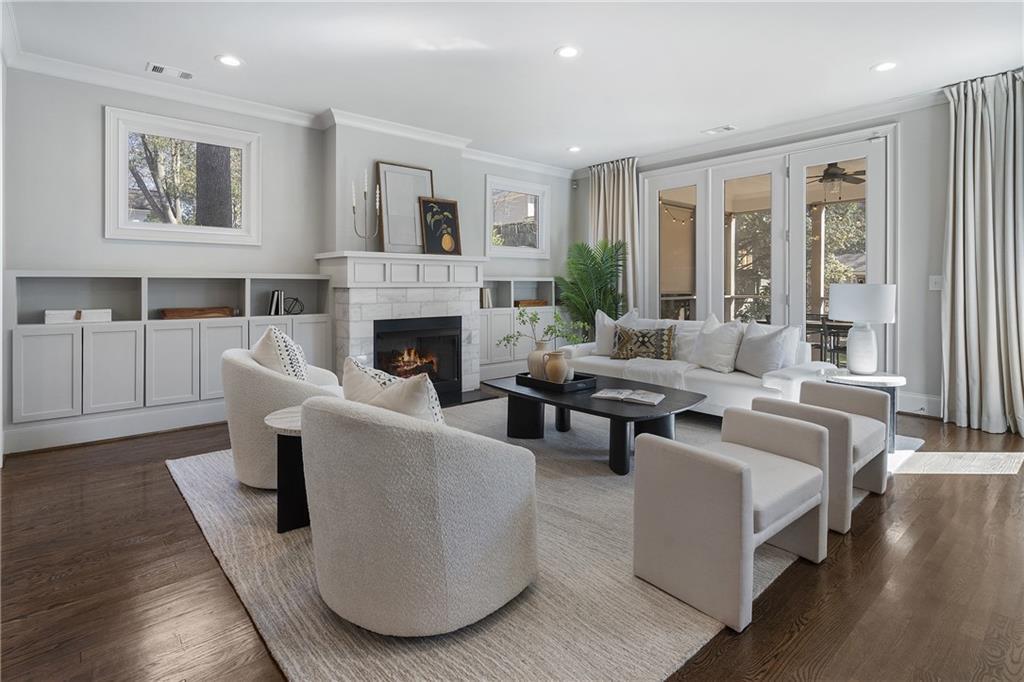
[364, 169, 368, 193]
[375, 185, 380, 212]
[352, 181, 356, 208]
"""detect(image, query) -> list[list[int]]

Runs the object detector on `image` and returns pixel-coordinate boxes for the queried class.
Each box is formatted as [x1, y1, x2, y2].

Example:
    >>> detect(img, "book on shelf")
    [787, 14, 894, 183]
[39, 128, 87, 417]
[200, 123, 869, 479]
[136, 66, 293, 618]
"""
[591, 388, 665, 406]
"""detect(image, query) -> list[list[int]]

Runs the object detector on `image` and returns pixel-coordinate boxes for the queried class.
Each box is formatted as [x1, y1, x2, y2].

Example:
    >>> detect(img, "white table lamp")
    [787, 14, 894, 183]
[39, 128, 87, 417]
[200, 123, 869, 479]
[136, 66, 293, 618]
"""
[828, 283, 896, 375]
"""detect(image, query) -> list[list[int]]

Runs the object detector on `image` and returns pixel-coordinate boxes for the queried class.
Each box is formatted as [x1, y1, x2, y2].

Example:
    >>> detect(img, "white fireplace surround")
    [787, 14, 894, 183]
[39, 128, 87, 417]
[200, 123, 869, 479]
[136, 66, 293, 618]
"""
[316, 252, 487, 392]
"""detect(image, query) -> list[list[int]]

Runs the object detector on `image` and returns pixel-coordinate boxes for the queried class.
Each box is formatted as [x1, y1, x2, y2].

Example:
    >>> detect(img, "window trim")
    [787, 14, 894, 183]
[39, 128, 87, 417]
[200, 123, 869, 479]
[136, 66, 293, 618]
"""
[104, 106, 262, 246]
[484, 175, 550, 259]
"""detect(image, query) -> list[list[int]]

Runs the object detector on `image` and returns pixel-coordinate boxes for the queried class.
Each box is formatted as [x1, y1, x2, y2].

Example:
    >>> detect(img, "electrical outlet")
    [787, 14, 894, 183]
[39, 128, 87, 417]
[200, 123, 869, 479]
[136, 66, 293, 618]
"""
[929, 275, 944, 291]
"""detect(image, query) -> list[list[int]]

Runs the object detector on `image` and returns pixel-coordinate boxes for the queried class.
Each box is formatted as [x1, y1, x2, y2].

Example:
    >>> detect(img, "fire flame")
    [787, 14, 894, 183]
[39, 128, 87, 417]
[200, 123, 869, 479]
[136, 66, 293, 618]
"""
[385, 347, 439, 378]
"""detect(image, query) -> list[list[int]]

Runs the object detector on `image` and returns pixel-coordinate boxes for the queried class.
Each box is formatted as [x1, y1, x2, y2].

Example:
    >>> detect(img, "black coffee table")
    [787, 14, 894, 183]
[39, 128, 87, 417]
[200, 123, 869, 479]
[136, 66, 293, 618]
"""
[482, 375, 706, 475]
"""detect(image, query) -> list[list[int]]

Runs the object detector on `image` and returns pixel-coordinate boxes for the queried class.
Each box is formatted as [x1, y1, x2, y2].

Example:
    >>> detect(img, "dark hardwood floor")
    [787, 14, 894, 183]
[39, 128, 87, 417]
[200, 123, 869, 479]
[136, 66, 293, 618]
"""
[2, 415, 1022, 680]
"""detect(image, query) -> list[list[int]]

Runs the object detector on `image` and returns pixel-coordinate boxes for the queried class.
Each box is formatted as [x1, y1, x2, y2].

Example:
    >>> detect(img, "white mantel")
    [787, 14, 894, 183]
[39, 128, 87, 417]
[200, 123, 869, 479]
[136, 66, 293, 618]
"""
[315, 251, 488, 289]
[319, 251, 484, 392]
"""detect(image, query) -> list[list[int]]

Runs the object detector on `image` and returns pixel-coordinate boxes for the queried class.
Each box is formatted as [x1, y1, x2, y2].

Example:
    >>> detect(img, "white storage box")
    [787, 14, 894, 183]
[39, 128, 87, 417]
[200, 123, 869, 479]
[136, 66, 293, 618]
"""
[45, 309, 113, 324]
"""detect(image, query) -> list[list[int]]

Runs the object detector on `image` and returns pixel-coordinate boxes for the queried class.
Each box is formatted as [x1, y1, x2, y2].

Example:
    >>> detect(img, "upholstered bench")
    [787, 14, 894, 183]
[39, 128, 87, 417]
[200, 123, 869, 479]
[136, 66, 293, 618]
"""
[633, 408, 829, 632]
[753, 381, 889, 534]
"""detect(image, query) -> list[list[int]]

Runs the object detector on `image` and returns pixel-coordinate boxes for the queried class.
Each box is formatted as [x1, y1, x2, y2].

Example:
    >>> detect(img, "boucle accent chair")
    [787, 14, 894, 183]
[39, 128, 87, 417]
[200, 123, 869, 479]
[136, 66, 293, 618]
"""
[300, 396, 538, 637]
[221, 348, 342, 489]
[753, 381, 889, 533]
[633, 408, 829, 632]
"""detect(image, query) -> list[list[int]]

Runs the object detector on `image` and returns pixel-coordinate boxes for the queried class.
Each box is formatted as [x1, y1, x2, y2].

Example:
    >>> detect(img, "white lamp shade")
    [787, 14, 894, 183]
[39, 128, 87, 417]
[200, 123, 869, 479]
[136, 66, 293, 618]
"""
[828, 283, 896, 323]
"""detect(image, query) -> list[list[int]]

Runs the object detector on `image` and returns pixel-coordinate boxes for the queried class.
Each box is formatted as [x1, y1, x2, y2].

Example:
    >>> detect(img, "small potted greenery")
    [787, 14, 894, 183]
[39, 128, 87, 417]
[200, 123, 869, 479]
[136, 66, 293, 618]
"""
[497, 308, 588, 381]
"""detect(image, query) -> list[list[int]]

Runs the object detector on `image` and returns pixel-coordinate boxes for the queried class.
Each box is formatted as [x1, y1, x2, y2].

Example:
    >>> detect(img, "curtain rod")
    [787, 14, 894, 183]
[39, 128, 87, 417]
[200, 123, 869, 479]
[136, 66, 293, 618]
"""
[943, 66, 1023, 90]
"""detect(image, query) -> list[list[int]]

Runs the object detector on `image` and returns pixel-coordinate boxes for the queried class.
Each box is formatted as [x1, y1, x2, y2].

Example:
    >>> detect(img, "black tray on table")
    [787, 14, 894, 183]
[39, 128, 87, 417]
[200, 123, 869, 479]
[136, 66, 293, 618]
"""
[515, 372, 597, 393]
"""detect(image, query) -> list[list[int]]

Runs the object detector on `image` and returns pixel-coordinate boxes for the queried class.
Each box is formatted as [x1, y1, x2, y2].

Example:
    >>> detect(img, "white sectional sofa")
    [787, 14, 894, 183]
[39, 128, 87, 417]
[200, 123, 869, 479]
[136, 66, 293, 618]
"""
[560, 317, 833, 416]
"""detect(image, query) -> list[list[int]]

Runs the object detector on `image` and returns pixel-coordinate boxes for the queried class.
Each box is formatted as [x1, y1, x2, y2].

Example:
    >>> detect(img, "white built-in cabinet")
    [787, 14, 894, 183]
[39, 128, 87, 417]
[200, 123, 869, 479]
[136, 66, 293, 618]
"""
[8, 271, 332, 424]
[83, 322, 144, 414]
[146, 320, 201, 406]
[479, 278, 566, 379]
[12, 325, 83, 422]
[200, 318, 248, 400]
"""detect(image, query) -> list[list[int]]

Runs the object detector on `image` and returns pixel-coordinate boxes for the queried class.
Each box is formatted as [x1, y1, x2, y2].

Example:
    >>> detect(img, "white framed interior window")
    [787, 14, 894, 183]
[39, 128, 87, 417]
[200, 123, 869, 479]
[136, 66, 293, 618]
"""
[485, 175, 550, 259]
[104, 106, 262, 245]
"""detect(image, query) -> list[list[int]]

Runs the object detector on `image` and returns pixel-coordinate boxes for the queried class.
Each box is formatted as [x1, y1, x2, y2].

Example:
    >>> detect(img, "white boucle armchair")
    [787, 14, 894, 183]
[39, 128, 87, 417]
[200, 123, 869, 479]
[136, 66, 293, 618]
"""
[221, 348, 342, 489]
[753, 381, 889, 533]
[633, 408, 828, 632]
[300, 396, 538, 637]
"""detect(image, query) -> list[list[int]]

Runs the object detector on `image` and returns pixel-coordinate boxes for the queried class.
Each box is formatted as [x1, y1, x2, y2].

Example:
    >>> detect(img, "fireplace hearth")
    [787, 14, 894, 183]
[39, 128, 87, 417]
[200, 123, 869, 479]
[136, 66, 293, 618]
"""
[373, 316, 462, 404]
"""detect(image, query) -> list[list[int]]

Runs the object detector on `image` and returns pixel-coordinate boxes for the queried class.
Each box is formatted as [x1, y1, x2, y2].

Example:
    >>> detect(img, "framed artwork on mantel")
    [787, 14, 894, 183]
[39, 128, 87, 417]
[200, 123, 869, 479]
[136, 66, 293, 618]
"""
[377, 161, 435, 253]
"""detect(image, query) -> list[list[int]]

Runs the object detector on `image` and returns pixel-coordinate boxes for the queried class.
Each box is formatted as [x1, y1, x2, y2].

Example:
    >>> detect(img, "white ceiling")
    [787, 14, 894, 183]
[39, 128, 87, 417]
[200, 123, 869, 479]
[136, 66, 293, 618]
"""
[7, 2, 1022, 168]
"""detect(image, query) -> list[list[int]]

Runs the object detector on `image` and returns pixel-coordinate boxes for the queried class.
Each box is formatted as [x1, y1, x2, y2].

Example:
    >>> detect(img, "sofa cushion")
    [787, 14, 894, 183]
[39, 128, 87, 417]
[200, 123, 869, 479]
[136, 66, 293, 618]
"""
[611, 325, 675, 360]
[682, 366, 779, 409]
[594, 309, 638, 356]
[705, 441, 823, 533]
[735, 322, 790, 378]
[570, 354, 628, 378]
[623, 358, 693, 390]
[691, 315, 745, 373]
[251, 327, 308, 382]
[850, 413, 887, 466]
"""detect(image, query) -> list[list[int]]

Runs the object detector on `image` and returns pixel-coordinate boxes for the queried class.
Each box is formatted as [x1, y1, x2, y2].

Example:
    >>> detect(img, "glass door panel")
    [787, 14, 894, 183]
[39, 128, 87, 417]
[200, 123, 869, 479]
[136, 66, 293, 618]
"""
[789, 141, 887, 366]
[659, 185, 697, 320]
[723, 173, 772, 322]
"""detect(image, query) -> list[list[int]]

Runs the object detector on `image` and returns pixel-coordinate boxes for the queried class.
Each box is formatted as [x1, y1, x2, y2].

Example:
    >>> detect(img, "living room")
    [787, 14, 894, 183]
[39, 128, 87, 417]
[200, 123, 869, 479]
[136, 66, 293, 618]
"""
[1, 2, 1022, 679]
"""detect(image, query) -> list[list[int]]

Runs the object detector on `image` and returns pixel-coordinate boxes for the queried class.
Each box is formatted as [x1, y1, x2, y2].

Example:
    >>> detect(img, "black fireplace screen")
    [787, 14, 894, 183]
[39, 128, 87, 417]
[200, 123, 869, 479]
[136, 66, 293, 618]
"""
[373, 316, 462, 399]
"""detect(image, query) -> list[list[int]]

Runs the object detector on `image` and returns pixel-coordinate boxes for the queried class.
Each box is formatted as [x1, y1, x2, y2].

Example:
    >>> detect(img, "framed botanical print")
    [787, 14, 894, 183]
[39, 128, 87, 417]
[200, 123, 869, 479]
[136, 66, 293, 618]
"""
[377, 161, 435, 253]
[418, 197, 461, 255]
[485, 175, 550, 259]
[105, 107, 262, 245]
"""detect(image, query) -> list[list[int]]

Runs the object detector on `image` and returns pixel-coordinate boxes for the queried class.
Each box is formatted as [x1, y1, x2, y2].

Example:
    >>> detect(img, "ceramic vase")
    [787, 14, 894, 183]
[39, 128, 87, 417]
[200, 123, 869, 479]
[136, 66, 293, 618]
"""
[543, 350, 570, 384]
[527, 341, 551, 379]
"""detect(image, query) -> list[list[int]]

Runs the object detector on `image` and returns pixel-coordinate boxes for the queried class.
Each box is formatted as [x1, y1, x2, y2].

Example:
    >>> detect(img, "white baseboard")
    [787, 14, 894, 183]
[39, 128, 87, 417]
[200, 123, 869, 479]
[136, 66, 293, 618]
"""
[898, 390, 941, 418]
[4, 400, 227, 454]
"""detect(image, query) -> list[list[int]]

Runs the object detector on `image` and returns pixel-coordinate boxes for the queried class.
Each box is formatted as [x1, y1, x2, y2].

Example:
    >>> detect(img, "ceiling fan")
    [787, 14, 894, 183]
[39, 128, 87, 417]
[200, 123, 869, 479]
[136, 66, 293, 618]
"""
[807, 162, 865, 185]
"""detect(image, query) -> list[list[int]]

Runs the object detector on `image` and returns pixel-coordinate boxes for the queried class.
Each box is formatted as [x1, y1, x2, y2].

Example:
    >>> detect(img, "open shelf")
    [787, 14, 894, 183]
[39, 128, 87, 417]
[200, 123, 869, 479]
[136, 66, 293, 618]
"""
[16, 276, 143, 324]
[146, 277, 245, 320]
[250, 278, 329, 317]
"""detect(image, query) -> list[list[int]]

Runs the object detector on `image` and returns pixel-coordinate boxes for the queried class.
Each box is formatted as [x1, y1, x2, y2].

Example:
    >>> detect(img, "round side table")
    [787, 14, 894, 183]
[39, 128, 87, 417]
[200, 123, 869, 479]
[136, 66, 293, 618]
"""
[264, 406, 308, 533]
[825, 371, 906, 453]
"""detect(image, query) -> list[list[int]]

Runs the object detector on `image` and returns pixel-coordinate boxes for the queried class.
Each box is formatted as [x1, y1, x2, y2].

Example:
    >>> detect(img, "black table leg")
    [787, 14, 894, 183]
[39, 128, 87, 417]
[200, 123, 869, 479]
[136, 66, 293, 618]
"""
[635, 414, 675, 440]
[277, 434, 310, 533]
[609, 419, 632, 475]
[555, 406, 572, 432]
[508, 395, 545, 439]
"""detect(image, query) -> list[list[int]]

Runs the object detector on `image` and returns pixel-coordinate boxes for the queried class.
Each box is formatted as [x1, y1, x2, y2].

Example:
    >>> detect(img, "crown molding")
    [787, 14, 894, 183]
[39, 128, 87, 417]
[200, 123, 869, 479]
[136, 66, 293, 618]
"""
[327, 107, 472, 148]
[462, 148, 574, 179]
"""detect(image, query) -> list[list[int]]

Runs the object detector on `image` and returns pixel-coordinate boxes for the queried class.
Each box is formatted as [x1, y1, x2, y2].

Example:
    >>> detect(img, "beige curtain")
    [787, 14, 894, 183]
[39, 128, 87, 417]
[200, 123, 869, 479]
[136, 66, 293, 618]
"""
[942, 68, 1023, 433]
[589, 157, 640, 309]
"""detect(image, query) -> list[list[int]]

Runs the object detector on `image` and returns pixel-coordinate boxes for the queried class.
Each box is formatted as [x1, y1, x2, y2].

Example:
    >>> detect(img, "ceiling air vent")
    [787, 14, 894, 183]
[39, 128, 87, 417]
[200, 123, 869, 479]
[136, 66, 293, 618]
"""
[700, 124, 737, 136]
[145, 62, 194, 81]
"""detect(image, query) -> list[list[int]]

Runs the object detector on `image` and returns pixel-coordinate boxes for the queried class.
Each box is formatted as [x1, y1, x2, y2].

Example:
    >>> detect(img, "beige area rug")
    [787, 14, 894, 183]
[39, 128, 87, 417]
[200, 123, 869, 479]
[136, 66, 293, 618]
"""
[893, 451, 1024, 475]
[166, 399, 800, 681]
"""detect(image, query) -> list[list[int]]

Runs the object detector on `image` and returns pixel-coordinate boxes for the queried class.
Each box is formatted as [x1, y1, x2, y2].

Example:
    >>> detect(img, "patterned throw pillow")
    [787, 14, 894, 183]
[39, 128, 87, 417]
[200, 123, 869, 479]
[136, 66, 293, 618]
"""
[610, 324, 675, 360]
[342, 357, 445, 424]
[251, 326, 308, 381]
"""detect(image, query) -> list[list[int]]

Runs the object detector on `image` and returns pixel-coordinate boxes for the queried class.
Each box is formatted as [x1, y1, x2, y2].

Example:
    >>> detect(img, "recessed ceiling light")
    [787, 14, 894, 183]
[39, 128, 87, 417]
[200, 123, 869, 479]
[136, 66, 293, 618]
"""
[870, 61, 897, 72]
[567, 146, 581, 153]
[215, 54, 243, 67]
[554, 45, 581, 59]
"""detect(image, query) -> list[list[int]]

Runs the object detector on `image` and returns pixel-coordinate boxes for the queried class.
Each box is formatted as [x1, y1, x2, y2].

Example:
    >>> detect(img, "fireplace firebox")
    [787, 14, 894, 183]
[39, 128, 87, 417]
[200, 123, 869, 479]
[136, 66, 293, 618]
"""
[373, 316, 462, 404]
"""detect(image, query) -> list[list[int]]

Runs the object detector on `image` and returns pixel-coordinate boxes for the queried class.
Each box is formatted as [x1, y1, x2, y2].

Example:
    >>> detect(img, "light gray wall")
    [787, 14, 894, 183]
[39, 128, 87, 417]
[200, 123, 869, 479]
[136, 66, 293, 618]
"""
[4, 69, 325, 274]
[577, 102, 949, 412]
[324, 121, 574, 277]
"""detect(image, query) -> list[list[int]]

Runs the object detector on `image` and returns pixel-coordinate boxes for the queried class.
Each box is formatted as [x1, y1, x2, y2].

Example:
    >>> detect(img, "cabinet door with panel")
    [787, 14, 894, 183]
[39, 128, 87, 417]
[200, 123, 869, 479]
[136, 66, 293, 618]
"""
[83, 322, 144, 414]
[291, 315, 332, 369]
[489, 310, 514, 363]
[249, 317, 293, 348]
[12, 325, 83, 423]
[145, 320, 201, 406]
[200, 318, 248, 400]
[479, 311, 491, 364]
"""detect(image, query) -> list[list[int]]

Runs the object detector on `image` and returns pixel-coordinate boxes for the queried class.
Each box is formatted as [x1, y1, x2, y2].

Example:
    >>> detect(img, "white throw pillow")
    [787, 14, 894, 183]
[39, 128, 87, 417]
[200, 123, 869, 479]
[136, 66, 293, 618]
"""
[734, 322, 789, 377]
[690, 315, 745, 373]
[594, 309, 638, 356]
[672, 320, 703, 362]
[342, 357, 444, 424]
[251, 327, 308, 381]
[741, 322, 800, 367]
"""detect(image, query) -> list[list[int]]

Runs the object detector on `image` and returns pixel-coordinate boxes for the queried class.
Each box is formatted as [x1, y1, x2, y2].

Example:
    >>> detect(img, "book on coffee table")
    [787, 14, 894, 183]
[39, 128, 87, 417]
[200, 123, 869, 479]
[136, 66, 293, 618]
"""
[592, 388, 665, 406]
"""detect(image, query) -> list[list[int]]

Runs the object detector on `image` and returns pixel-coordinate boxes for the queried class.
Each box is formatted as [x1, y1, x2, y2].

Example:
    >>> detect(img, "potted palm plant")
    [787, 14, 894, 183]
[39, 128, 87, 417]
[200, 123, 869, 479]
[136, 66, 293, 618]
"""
[555, 239, 628, 339]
